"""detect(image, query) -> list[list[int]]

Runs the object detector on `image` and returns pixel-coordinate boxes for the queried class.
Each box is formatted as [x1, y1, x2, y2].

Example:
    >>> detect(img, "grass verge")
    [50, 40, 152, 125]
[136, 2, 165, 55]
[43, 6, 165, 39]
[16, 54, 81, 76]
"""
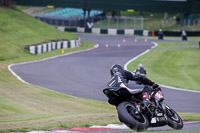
[179, 113, 200, 122]
[145, 36, 200, 41]
[0, 7, 76, 62]
[127, 42, 200, 91]
[0, 41, 120, 132]
[156, 41, 199, 47]
[0, 7, 118, 132]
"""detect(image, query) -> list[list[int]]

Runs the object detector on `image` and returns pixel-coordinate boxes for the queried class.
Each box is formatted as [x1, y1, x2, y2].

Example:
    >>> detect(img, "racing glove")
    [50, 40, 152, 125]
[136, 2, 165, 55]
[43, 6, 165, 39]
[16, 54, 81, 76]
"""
[152, 83, 159, 89]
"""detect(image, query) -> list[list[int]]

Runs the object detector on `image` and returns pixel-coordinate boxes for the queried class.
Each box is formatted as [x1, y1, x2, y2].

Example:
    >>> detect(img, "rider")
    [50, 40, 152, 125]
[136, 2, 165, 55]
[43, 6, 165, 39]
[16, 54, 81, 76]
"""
[134, 64, 147, 76]
[108, 64, 159, 106]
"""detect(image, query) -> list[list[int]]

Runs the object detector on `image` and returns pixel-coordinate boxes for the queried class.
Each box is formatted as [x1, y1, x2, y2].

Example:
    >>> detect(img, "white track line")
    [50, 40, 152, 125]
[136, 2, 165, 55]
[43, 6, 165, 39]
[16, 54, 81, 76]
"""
[8, 64, 30, 84]
[124, 42, 157, 70]
[124, 42, 200, 94]
[160, 84, 200, 93]
[124, 49, 150, 69]
[91, 124, 129, 129]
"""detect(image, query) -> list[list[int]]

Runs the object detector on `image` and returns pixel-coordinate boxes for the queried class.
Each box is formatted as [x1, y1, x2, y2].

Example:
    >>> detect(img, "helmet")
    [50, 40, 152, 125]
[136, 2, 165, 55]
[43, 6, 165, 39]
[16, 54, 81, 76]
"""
[110, 64, 123, 76]
[139, 64, 143, 67]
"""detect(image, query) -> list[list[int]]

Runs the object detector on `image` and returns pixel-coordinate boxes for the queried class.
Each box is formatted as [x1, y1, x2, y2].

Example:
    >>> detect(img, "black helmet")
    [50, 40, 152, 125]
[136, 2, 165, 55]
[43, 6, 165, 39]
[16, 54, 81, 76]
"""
[110, 64, 123, 76]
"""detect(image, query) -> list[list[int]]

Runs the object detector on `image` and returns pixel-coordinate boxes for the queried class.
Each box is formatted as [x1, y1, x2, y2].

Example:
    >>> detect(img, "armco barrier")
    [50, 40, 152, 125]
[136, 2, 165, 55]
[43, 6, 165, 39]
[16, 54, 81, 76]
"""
[24, 38, 81, 55]
[58, 27, 200, 37]
[58, 27, 148, 36]
[154, 31, 200, 37]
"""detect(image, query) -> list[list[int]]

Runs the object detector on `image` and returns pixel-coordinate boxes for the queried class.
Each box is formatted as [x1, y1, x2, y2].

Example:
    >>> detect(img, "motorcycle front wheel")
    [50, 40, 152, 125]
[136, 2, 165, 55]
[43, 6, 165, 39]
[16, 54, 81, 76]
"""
[117, 101, 149, 132]
[165, 105, 183, 130]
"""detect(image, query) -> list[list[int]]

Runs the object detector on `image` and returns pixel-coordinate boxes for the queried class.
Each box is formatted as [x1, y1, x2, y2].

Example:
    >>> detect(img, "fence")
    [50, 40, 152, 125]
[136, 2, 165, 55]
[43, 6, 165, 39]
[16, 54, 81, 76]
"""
[181, 18, 200, 26]
[92, 16, 143, 30]
[35, 15, 144, 30]
[161, 17, 200, 28]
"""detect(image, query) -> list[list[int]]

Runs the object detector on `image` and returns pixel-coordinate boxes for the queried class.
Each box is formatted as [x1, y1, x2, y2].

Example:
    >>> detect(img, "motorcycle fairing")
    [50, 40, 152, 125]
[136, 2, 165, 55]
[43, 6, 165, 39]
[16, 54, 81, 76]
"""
[152, 91, 164, 102]
[120, 83, 144, 94]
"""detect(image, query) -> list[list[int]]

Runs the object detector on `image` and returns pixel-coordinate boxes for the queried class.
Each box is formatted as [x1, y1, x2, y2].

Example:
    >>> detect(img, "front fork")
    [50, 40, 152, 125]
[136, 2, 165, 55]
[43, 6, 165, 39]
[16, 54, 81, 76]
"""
[130, 99, 153, 116]
[135, 104, 141, 114]
[131, 98, 169, 124]
[129, 100, 142, 115]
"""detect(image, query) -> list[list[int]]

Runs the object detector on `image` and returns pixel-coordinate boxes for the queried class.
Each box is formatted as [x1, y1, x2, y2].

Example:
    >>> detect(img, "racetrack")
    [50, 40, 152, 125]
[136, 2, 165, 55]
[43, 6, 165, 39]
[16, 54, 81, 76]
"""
[10, 34, 200, 113]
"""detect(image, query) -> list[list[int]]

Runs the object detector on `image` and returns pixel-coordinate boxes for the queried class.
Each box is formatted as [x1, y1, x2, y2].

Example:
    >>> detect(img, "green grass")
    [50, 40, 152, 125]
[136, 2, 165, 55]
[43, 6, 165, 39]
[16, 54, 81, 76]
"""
[0, 73, 118, 131]
[127, 42, 200, 91]
[0, 7, 76, 62]
[179, 113, 200, 122]
[157, 41, 199, 47]
[0, 7, 118, 131]
[15, 6, 31, 10]
[0, 39, 120, 132]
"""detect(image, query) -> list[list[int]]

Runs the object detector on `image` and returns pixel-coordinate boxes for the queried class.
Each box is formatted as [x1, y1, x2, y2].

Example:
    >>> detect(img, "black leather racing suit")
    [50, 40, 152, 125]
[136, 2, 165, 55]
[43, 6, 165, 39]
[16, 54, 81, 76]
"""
[108, 69, 154, 90]
[135, 66, 147, 76]
[107, 69, 155, 104]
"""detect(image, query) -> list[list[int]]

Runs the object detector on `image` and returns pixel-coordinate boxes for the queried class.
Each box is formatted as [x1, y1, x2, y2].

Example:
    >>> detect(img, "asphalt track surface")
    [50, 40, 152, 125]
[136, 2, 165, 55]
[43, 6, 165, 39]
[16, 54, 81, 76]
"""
[95, 121, 200, 133]
[25, 121, 200, 133]
[11, 34, 200, 114]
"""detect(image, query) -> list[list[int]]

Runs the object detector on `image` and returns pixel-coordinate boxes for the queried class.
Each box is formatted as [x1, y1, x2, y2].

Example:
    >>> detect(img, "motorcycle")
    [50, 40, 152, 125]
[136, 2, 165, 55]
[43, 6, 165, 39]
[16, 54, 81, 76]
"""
[103, 80, 183, 131]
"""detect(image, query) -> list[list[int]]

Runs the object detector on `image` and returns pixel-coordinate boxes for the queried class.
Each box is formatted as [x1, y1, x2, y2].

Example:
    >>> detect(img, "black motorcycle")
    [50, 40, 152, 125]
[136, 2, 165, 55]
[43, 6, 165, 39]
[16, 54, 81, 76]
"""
[103, 82, 183, 131]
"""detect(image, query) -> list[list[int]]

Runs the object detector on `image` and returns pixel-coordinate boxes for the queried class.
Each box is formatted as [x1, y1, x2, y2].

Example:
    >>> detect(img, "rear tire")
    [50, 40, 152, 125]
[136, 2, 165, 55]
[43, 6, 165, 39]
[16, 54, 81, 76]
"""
[117, 102, 149, 132]
[166, 105, 183, 130]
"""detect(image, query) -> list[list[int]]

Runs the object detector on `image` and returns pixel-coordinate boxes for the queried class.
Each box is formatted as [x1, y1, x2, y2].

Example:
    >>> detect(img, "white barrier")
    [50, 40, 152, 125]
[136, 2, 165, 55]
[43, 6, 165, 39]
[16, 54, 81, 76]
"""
[70, 40, 76, 48]
[48, 42, 51, 52]
[42, 43, 47, 53]
[108, 29, 117, 35]
[77, 27, 85, 33]
[26, 39, 81, 54]
[63, 41, 68, 49]
[92, 28, 100, 34]
[37, 45, 42, 54]
[125, 29, 134, 35]
[143, 30, 149, 36]
[57, 27, 65, 32]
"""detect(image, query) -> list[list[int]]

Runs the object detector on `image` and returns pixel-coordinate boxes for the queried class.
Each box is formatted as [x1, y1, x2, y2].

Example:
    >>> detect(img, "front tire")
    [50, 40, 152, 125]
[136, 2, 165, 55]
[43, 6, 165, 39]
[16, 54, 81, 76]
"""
[165, 105, 183, 130]
[117, 102, 149, 132]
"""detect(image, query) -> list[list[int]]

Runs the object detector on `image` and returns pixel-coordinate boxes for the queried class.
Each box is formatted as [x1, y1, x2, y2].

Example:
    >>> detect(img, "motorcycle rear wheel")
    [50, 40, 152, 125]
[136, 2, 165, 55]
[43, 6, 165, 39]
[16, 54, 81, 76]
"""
[166, 105, 183, 130]
[117, 101, 149, 132]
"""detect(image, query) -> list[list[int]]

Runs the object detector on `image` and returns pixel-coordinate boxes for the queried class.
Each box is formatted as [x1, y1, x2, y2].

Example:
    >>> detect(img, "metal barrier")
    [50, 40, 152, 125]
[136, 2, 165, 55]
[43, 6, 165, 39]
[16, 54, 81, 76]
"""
[35, 14, 144, 30]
